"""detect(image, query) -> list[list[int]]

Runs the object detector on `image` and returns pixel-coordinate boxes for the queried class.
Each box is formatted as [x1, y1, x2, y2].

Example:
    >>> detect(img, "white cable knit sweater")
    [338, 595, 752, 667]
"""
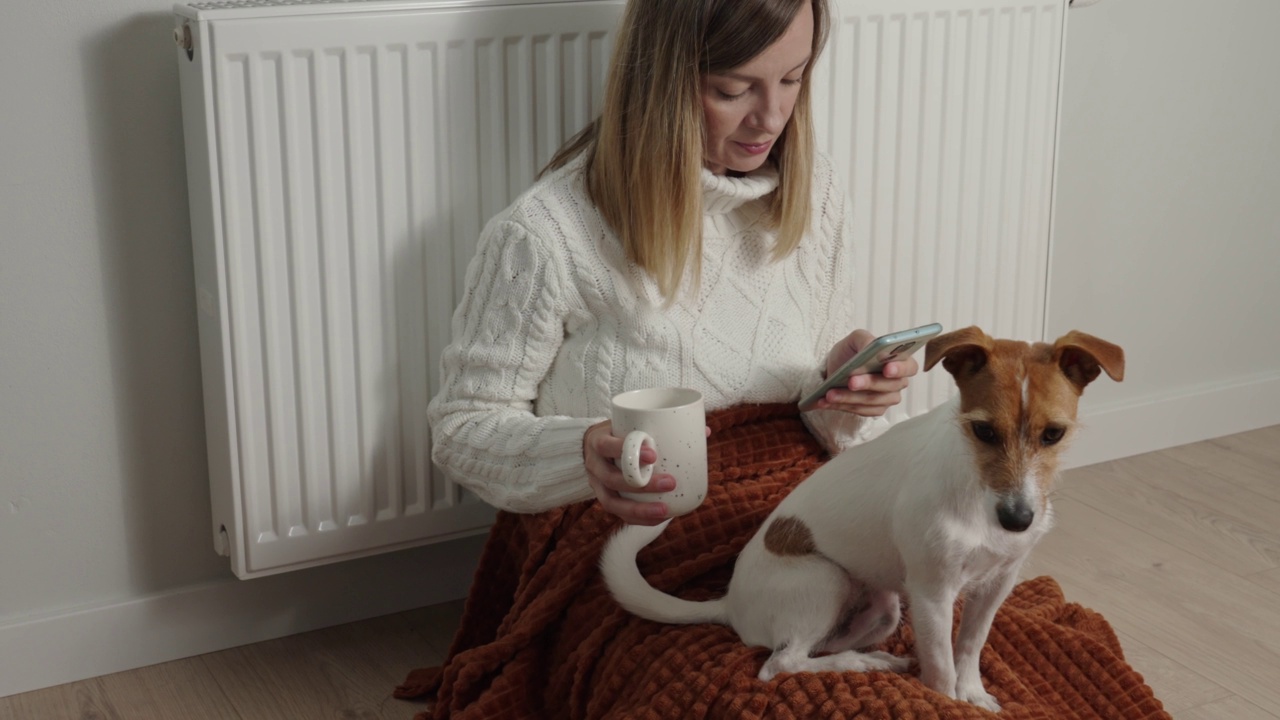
[428, 151, 886, 513]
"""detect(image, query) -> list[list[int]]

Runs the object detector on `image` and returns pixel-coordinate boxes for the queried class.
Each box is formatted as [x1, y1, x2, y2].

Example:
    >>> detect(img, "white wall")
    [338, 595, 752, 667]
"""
[1, 0, 1278, 700]
[1052, 0, 1280, 465]
[0, 0, 485, 698]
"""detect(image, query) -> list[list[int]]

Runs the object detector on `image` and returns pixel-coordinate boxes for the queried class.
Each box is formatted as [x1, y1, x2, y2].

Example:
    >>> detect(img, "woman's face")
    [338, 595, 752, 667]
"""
[701, 2, 814, 176]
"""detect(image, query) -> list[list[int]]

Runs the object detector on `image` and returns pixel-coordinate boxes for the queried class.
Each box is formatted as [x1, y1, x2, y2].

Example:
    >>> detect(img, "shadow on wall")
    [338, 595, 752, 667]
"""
[81, 12, 232, 594]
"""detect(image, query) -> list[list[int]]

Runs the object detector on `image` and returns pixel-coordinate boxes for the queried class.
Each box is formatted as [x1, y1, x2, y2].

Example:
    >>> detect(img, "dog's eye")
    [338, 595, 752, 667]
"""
[1041, 426, 1066, 446]
[971, 422, 999, 445]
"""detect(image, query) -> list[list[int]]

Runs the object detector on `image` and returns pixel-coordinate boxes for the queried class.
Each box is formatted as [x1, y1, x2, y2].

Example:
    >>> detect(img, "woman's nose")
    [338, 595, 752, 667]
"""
[748, 91, 789, 133]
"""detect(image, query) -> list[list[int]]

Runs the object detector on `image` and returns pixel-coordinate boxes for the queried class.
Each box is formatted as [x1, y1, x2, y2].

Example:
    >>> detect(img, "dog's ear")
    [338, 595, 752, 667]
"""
[925, 326, 993, 379]
[1052, 331, 1125, 391]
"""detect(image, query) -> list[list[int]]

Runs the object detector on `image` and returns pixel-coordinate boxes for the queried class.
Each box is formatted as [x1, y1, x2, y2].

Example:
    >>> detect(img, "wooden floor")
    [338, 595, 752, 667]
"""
[3, 425, 1278, 719]
[1019, 424, 1280, 719]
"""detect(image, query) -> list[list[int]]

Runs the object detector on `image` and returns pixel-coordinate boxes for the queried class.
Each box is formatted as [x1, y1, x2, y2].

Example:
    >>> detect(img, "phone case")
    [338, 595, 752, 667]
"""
[797, 323, 943, 412]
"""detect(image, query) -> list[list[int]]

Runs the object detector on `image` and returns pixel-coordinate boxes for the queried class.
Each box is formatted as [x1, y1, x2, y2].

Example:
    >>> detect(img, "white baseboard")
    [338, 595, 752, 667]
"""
[1065, 371, 1280, 469]
[0, 534, 486, 699]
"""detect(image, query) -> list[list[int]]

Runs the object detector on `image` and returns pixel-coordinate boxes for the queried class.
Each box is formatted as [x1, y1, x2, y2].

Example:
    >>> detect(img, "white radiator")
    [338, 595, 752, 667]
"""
[818, 0, 1067, 415]
[175, 0, 1069, 578]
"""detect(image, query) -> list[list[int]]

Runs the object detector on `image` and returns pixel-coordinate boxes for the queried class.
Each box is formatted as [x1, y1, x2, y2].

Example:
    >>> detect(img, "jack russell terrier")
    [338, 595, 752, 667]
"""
[600, 326, 1124, 712]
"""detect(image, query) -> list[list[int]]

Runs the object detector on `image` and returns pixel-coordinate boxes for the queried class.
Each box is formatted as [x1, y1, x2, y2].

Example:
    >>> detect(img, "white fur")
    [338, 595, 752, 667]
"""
[599, 395, 1058, 712]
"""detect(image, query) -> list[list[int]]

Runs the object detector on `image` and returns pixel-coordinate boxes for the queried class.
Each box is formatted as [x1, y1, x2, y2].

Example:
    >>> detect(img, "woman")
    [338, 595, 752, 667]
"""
[428, 0, 918, 527]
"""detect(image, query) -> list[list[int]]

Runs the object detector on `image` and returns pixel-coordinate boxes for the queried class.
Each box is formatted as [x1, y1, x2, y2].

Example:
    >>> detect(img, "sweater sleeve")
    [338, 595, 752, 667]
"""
[427, 218, 600, 513]
[798, 155, 890, 453]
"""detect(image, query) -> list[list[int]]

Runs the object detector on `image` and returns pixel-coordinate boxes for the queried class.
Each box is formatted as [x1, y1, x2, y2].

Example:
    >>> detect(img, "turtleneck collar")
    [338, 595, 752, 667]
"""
[701, 164, 780, 216]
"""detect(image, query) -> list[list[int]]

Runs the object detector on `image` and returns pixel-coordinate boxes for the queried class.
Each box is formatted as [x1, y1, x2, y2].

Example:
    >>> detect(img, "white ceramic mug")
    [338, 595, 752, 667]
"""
[611, 387, 708, 517]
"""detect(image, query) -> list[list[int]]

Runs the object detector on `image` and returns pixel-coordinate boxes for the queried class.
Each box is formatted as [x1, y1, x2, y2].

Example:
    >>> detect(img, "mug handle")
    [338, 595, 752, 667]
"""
[619, 431, 656, 488]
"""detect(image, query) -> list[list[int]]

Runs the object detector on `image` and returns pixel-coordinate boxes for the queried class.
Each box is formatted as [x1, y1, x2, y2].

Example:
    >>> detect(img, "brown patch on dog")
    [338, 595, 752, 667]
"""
[952, 339, 1037, 495]
[1022, 345, 1086, 499]
[764, 516, 817, 557]
[929, 327, 1125, 508]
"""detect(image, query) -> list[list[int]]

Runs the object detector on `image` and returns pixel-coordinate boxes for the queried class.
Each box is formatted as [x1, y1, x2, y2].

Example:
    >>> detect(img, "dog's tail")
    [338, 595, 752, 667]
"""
[599, 520, 729, 626]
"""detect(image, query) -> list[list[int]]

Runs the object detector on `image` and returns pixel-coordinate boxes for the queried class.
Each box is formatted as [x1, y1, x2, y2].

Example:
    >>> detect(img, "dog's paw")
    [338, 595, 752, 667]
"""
[864, 651, 912, 673]
[956, 682, 1001, 713]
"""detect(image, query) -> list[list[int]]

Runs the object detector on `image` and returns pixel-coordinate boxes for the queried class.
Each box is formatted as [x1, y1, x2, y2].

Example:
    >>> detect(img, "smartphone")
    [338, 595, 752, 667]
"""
[797, 322, 944, 412]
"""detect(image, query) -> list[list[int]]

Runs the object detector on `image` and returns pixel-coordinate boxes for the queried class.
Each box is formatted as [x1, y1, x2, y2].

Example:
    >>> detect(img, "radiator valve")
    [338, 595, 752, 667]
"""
[174, 22, 194, 61]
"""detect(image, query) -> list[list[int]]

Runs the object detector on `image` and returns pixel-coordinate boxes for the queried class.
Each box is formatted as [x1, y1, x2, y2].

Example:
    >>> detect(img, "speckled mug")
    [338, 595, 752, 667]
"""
[611, 388, 708, 517]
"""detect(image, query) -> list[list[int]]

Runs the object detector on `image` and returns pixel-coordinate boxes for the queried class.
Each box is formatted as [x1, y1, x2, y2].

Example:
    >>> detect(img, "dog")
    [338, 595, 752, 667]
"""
[600, 326, 1124, 711]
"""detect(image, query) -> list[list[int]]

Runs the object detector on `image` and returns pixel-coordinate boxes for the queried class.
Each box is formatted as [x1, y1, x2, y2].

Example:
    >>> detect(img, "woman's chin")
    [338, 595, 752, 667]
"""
[706, 153, 771, 176]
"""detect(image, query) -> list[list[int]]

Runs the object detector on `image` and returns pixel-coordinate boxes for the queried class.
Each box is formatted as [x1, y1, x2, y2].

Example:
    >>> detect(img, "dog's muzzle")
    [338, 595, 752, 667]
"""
[996, 497, 1034, 533]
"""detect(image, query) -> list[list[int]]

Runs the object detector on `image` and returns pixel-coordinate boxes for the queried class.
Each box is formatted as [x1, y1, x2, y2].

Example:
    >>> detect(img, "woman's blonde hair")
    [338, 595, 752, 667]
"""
[543, 0, 830, 302]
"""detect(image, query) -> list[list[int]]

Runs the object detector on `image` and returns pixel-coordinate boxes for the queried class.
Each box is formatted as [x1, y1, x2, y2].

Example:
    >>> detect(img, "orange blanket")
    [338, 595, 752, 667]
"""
[397, 403, 1171, 720]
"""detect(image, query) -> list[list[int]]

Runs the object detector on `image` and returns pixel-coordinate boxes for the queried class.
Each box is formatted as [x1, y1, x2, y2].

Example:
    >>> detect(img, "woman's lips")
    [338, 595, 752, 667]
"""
[735, 140, 773, 155]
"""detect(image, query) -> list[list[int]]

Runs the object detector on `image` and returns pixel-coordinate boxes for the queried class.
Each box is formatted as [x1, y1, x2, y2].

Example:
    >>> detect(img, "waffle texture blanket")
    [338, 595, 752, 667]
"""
[396, 403, 1170, 720]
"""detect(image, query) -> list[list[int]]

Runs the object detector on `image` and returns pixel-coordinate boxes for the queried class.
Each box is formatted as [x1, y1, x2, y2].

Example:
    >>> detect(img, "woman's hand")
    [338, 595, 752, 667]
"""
[583, 420, 674, 525]
[583, 421, 714, 525]
[815, 329, 919, 416]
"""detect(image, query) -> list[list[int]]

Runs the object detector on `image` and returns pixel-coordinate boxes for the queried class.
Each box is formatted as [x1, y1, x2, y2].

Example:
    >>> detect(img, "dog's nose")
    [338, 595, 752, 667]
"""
[997, 501, 1034, 533]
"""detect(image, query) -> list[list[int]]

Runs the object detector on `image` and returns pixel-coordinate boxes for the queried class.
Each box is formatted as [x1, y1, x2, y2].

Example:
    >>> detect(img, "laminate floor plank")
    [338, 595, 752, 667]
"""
[1181, 694, 1274, 720]
[1022, 495, 1280, 716]
[1247, 567, 1280, 597]
[0, 680, 121, 720]
[1211, 425, 1280, 462]
[1061, 450, 1280, 575]
[1109, 631, 1233, 715]
[1161, 426, 1280, 503]
[0, 655, 232, 720]
[199, 611, 439, 720]
[400, 598, 465, 659]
